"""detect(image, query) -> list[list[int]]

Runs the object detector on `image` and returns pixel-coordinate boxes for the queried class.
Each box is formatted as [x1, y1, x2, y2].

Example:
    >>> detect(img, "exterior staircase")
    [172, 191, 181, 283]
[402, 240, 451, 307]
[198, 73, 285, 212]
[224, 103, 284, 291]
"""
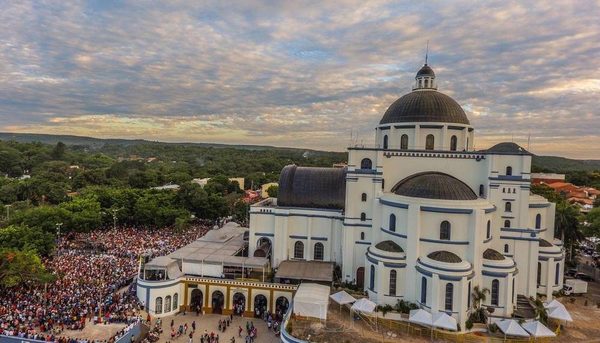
[513, 295, 536, 319]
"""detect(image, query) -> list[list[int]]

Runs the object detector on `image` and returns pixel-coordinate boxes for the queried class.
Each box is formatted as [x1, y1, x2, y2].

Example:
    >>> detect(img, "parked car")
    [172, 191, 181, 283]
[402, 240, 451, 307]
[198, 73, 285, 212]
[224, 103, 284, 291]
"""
[566, 269, 578, 277]
[575, 272, 594, 281]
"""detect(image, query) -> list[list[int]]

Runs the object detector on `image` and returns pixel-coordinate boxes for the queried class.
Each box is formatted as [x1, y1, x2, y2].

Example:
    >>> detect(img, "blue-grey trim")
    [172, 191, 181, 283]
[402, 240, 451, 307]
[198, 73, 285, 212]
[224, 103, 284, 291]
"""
[484, 206, 497, 213]
[420, 124, 444, 129]
[379, 198, 409, 209]
[372, 179, 383, 183]
[367, 248, 406, 261]
[500, 236, 539, 242]
[379, 125, 391, 130]
[346, 177, 359, 181]
[418, 258, 473, 273]
[503, 254, 514, 257]
[501, 227, 543, 233]
[529, 203, 551, 208]
[267, 205, 344, 213]
[355, 241, 371, 245]
[348, 169, 382, 175]
[482, 263, 516, 270]
[447, 125, 466, 130]
[366, 254, 379, 265]
[488, 176, 529, 182]
[419, 238, 469, 245]
[483, 236, 493, 243]
[420, 206, 473, 214]
[383, 262, 407, 268]
[311, 237, 328, 241]
[502, 199, 515, 201]
[146, 288, 150, 309]
[381, 227, 408, 238]
[415, 265, 432, 277]
[344, 222, 372, 227]
[289, 235, 308, 239]
[538, 256, 564, 261]
[255, 232, 275, 237]
[520, 186, 530, 189]
[482, 270, 510, 277]
[501, 216, 515, 219]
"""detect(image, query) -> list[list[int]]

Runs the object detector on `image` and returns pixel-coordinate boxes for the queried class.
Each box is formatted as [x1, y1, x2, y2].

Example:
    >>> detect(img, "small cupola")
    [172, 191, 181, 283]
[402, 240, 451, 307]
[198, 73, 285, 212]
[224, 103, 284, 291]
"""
[413, 63, 437, 90]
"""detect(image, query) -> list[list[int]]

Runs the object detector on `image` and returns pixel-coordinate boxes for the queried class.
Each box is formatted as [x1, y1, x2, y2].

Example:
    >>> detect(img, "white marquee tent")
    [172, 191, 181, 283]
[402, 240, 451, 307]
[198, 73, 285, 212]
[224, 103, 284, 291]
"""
[496, 319, 530, 338]
[521, 321, 556, 338]
[293, 283, 330, 320]
[547, 305, 573, 322]
[408, 309, 433, 327]
[432, 312, 458, 331]
[351, 298, 377, 313]
[329, 291, 356, 305]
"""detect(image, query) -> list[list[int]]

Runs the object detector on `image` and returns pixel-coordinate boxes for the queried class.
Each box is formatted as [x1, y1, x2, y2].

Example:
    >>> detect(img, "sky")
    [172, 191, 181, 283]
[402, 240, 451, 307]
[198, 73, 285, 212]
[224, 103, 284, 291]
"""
[0, 1, 599, 159]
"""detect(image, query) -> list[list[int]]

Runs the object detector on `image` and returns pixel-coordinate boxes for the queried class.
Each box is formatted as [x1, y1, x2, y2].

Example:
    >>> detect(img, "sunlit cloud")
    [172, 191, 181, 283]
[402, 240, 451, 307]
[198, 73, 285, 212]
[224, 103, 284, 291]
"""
[0, 0, 598, 158]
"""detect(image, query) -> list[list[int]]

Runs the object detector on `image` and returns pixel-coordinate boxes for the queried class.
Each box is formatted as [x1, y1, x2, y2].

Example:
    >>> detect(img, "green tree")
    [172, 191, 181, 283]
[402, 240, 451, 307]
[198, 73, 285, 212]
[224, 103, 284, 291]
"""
[0, 249, 55, 287]
[469, 286, 490, 324]
[231, 200, 250, 226]
[10, 205, 70, 233]
[50, 141, 66, 160]
[266, 185, 279, 198]
[59, 196, 102, 232]
[555, 201, 584, 262]
[585, 207, 600, 237]
[0, 225, 55, 256]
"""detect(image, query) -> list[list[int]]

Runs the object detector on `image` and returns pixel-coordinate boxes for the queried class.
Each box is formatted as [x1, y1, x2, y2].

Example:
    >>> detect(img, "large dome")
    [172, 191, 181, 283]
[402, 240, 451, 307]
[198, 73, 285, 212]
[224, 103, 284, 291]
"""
[380, 90, 469, 125]
[391, 172, 478, 200]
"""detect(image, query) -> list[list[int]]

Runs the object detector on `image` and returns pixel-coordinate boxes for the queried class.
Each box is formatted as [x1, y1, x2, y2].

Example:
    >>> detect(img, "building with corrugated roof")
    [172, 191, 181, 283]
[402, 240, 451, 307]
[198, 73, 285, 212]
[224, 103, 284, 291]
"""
[249, 63, 563, 330]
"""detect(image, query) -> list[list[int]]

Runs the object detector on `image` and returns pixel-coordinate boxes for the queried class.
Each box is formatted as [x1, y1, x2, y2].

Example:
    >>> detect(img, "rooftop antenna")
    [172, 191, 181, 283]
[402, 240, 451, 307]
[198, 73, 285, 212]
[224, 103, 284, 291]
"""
[527, 131, 531, 150]
[425, 40, 429, 65]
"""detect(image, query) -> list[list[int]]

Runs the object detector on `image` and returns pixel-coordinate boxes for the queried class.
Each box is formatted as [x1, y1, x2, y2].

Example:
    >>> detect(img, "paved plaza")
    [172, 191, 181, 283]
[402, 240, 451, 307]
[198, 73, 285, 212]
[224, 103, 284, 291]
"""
[152, 312, 280, 343]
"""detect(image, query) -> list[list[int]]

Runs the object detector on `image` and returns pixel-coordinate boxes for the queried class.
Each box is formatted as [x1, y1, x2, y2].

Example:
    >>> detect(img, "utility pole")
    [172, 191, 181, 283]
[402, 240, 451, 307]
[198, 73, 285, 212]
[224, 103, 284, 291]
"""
[5, 204, 10, 221]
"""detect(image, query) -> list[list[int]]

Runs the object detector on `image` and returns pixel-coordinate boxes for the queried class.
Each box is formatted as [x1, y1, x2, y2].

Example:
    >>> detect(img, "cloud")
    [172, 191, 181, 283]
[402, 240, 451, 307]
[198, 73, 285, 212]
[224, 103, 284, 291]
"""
[0, 0, 598, 158]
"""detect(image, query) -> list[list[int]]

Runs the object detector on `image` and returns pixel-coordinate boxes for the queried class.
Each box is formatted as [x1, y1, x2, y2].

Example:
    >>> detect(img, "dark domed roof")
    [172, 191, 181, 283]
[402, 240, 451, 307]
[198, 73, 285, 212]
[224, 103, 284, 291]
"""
[380, 90, 469, 125]
[375, 240, 404, 253]
[484, 142, 532, 156]
[539, 239, 553, 247]
[278, 165, 346, 209]
[427, 251, 462, 263]
[416, 64, 435, 77]
[483, 248, 505, 260]
[391, 172, 478, 200]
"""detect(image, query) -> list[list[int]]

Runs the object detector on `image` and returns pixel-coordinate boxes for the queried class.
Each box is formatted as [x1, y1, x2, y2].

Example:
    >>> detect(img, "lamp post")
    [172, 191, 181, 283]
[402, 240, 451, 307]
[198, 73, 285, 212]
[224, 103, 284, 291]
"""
[55, 222, 63, 239]
[4, 204, 11, 221]
[102, 207, 123, 230]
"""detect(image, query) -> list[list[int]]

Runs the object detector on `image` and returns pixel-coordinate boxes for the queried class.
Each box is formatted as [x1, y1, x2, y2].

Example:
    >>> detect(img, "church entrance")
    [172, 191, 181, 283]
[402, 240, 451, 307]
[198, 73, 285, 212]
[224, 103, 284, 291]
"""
[275, 296, 290, 316]
[356, 267, 365, 289]
[254, 294, 268, 318]
[212, 291, 224, 314]
[232, 292, 246, 316]
[190, 289, 203, 314]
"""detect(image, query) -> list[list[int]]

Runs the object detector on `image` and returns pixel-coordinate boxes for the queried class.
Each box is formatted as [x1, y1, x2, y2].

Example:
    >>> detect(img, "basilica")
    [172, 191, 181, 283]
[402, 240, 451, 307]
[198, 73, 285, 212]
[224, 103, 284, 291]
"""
[249, 63, 564, 328]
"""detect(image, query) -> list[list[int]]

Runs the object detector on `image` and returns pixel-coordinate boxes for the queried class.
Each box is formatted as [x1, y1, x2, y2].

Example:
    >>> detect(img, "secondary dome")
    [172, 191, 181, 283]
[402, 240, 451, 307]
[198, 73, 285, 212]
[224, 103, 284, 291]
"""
[391, 172, 478, 200]
[380, 90, 469, 125]
[375, 240, 403, 253]
[427, 251, 462, 263]
[483, 248, 505, 260]
[416, 64, 435, 77]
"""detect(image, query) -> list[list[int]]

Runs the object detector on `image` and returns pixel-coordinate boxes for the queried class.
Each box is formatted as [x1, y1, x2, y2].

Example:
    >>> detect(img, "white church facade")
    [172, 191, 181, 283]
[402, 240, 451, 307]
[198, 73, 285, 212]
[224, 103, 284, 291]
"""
[249, 63, 564, 329]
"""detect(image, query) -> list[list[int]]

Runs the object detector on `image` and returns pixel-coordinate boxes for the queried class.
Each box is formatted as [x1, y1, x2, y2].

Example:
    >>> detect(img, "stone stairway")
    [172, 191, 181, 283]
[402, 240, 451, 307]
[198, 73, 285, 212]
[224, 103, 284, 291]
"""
[513, 295, 536, 319]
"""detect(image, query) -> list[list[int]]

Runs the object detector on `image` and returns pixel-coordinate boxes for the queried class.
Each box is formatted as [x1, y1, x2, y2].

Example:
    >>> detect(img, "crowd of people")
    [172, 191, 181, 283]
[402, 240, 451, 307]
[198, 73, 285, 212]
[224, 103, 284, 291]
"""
[0, 222, 212, 343]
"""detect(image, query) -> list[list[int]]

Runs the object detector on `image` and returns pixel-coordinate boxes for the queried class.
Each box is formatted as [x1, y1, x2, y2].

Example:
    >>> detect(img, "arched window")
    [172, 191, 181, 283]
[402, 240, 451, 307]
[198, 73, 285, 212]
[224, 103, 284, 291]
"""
[504, 244, 509, 253]
[424, 79, 429, 88]
[173, 293, 178, 310]
[479, 184, 485, 197]
[383, 135, 388, 149]
[506, 166, 513, 176]
[450, 135, 458, 151]
[314, 243, 324, 261]
[445, 283, 454, 311]
[421, 277, 427, 304]
[165, 295, 172, 313]
[360, 212, 366, 221]
[400, 134, 409, 150]
[425, 134, 435, 150]
[537, 262, 542, 286]
[535, 214, 542, 229]
[467, 281, 472, 308]
[361, 193, 367, 202]
[486, 220, 491, 239]
[360, 158, 372, 170]
[504, 220, 511, 228]
[155, 297, 163, 314]
[294, 241, 304, 259]
[555, 263, 560, 285]
[440, 221, 451, 240]
[369, 265, 375, 291]
[491, 280, 499, 306]
[360, 232, 365, 240]
[389, 270, 397, 296]
[505, 202, 512, 212]
[389, 214, 396, 232]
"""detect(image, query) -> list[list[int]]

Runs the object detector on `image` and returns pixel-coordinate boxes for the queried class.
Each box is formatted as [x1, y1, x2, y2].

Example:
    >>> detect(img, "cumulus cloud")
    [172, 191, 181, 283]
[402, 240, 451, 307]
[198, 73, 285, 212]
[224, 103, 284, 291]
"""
[0, 0, 598, 158]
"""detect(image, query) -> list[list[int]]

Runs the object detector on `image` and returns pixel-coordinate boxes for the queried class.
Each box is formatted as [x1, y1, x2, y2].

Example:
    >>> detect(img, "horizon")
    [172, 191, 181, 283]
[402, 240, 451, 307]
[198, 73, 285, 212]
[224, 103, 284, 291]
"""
[1, 1, 599, 159]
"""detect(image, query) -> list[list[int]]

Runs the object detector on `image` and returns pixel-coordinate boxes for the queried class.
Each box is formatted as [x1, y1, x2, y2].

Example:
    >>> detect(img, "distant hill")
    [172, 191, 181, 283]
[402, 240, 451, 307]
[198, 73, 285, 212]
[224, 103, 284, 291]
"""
[0, 132, 335, 153]
[1, 132, 599, 172]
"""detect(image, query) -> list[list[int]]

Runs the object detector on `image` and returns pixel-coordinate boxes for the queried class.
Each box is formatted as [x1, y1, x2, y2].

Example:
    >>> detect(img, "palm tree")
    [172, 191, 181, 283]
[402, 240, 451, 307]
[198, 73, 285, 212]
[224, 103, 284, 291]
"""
[531, 297, 548, 325]
[555, 201, 584, 262]
[470, 286, 490, 323]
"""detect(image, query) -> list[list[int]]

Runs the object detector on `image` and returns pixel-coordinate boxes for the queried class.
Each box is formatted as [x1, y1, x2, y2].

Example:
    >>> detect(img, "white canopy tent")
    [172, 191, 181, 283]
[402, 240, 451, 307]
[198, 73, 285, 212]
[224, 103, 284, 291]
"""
[330, 291, 357, 305]
[351, 298, 377, 313]
[547, 305, 573, 322]
[432, 312, 458, 331]
[408, 309, 433, 327]
[496, 319, 530, 338]
[544, 299, 564, 310]
[521, 321, 556, 338]
[293, 283, 330, 320]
